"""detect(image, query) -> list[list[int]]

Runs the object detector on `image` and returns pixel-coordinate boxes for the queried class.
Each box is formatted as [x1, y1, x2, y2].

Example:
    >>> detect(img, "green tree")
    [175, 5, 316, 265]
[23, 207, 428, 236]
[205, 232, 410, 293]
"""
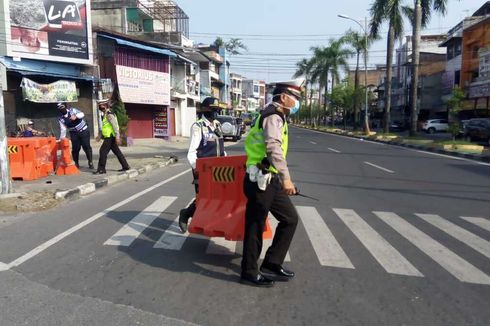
[331, 83, 355, 129]
[409, 0, 458, 136]
[370, 0, 406, 134]
[294, 58, 314, 123]
[447, 86, 465, 140]
[340, 29, 373, 130]
[213, 37, 248, 55]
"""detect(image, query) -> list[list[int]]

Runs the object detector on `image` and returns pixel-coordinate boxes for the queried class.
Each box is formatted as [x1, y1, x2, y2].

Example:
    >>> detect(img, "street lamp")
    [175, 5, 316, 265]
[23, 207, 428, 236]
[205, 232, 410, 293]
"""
[338, 14, 370, 133]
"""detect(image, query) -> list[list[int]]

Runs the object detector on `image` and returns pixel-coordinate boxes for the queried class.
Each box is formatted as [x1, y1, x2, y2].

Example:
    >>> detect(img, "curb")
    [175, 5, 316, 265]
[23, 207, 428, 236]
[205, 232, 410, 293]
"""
[54, 156, 179, 200]
[297, 126, 490, 163]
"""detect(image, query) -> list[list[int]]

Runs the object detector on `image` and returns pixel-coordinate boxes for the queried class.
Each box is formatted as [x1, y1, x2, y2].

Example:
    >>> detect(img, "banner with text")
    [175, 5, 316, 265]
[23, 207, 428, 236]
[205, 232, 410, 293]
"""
[3, 0, 92, 64]
[115, 65, 170, 105]
[21, 77, 78, 103]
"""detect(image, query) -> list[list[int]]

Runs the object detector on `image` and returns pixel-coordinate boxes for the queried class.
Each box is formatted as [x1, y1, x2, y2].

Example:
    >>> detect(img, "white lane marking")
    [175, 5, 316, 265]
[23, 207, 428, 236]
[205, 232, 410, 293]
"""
[5, 169, 191, 270]
[364, 161, 395, 174]
[295, 127, 386, 146]
[153, 198, 200, 250]
[104, 196, 177, 246]
[0, 262, 9, 272]
[374, 211, 490, 285]
[416, 214, 490, 260]
[460, 217, 490, 232]
[413, 150, 490, 166]
[334, 209, 422, 277]
[297, 206, 354, 269]
[328, 148, 341, 153]
[260, 215, 291, 262]
[309, 141, 317, 145]
[206, 237, 238, 255]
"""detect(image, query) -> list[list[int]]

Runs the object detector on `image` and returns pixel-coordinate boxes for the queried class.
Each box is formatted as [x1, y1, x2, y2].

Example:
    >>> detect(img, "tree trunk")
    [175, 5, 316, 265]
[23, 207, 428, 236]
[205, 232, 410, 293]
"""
[384, 25, 395, 134]
[409, 0, 422, 136]
[308, 82, 314, 125]
[331, 76, 335, 127]
[353, 51, 360, 131]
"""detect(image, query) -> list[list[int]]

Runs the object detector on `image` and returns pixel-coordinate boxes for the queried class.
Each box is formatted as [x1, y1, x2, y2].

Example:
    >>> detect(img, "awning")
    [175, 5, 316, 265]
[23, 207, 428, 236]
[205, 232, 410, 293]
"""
[0, 56, 93, 81]
[99, 34, 177, 58]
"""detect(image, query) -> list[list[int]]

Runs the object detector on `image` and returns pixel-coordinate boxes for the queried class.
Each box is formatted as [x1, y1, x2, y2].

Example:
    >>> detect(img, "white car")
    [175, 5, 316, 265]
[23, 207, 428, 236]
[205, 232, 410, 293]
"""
[422, 119, 449, 134]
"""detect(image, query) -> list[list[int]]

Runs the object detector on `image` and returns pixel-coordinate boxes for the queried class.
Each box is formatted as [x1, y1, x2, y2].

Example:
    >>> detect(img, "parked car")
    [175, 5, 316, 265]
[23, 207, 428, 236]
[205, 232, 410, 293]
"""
[241, 113, 254, 126]
[390, 120, 407, 132]
[457, 119, 470, 138]
[216, 115, 242, 141]
[463, 118, 490, 145]
[421, 119, 449, 134]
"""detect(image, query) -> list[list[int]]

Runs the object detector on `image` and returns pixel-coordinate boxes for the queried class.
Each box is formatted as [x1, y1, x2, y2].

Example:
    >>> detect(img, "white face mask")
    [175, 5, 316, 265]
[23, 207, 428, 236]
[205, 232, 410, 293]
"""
[273, 93, 300, 113]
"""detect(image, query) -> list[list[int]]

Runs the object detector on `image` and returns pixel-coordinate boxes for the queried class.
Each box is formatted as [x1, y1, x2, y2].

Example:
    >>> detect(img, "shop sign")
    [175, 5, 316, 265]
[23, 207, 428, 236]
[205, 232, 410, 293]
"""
[1, 0, 92, 64]
[153, 107, 168, 137]
[469, 81, 490, 99]
[21, 77, 78, 103]
[115, 65, 170, 106]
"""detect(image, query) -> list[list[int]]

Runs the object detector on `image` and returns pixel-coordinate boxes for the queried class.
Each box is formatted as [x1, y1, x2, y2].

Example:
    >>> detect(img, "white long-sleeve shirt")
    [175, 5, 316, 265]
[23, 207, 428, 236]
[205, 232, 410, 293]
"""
[187, 117, 226, 169]
[59, 108, 86, 139]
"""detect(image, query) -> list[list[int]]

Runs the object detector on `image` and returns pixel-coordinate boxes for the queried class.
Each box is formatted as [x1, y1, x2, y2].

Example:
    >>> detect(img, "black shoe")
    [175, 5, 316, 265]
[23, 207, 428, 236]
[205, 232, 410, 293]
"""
[93, 170, 106, 175]
[118, 167, 130, 172]
[240, 273, 275, 288]
[88, 162, 94, 169]
[75, 163, 80, 169]
[260, 262, 295, 280]
[178, 208, 190, 233]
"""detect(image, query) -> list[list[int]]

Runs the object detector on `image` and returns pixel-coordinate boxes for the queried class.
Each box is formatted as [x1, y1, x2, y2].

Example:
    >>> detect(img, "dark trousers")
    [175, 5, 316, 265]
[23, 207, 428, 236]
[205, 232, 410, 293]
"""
[183, 169, 199, 217]
[241, 175, 299, 277]
[70, 129, 92, 166]
[97, 136, 130, 172]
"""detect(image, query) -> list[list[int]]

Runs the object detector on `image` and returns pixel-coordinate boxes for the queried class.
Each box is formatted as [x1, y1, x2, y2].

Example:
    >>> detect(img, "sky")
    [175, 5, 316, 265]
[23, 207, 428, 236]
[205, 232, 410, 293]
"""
[176, 0, 485, 83]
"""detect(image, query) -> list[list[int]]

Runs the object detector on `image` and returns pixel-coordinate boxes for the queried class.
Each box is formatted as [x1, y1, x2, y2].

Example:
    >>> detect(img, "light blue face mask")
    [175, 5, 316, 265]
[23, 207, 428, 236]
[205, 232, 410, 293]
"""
[290, 99, 301, 115]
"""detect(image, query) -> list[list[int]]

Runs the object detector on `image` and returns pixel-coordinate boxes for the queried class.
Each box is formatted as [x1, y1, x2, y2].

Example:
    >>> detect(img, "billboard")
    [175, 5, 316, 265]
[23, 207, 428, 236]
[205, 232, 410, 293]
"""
[115, 65, 170, 106]
[0, 0, 92, 64]
[21, 77, 78, 102]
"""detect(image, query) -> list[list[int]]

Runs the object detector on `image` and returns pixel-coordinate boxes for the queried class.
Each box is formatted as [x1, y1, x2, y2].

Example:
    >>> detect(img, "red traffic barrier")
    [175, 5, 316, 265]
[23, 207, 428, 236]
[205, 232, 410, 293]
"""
[188, 155, 273, 241]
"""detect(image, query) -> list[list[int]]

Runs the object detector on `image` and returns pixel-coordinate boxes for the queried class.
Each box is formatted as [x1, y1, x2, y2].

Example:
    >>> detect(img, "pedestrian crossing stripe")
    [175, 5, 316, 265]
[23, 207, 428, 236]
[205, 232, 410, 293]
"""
[8, 145, 18, 154]
[105, 199, 490, 285]
[212, 166, 235, 183]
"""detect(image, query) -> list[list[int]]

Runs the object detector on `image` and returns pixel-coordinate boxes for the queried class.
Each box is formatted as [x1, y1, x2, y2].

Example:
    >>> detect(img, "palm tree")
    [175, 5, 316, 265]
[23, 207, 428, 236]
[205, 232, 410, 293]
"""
[340, 29, 371, 130]
[409, 0, 456, 136]
[309, 46, 331, 124]
[294, 58, 314, 123]
[213, 37, 248, 55]
[370, 0, 406, 134]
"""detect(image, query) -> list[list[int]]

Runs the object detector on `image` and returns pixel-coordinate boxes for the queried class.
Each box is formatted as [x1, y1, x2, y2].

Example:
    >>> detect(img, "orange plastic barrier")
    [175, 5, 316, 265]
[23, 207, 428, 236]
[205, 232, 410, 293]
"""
[56, 138, 79, 175]
[188, 155, 272, 241]
[8, 137, 41, 181]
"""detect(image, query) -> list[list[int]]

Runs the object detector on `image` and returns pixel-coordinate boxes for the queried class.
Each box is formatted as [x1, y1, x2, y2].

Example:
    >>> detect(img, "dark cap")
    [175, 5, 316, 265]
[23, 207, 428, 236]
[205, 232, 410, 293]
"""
[201, 97, 220, 108]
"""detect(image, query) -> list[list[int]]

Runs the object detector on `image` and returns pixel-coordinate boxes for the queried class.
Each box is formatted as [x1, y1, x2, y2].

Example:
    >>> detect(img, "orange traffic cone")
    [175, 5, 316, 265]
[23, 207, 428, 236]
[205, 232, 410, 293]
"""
[56, 138, 79, 175]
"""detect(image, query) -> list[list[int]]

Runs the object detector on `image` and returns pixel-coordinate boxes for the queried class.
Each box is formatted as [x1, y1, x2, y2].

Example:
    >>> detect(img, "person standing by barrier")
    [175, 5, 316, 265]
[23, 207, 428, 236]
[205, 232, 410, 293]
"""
[93, 99, 130, 175]
[58, 102, 94, 169]
[178, 97, 226, 233]
[240, 78, 304, 288]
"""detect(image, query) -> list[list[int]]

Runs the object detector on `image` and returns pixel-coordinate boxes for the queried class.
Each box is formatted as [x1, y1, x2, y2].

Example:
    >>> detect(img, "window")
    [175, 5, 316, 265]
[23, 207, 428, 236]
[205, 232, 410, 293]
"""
[455, 43, 462, 56]
[454, 70, 461, 86]
[253, 85, 259, 93]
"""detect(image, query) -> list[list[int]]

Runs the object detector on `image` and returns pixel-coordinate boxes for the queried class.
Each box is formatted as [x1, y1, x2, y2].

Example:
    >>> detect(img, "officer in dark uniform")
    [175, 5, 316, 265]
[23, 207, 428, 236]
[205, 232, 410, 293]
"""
[178, 97, 226, 233]
[58, 102, 94, 169]
[240, 78, 304, 287]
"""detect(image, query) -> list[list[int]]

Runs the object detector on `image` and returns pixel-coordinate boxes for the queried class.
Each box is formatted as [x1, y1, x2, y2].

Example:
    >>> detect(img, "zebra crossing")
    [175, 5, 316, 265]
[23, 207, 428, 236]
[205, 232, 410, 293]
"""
[103, 196, 490, 285]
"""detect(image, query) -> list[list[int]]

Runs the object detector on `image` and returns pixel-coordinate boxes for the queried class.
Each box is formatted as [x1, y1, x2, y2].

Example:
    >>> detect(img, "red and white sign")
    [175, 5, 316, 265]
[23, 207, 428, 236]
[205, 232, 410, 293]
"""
[115, 65, 170, 105]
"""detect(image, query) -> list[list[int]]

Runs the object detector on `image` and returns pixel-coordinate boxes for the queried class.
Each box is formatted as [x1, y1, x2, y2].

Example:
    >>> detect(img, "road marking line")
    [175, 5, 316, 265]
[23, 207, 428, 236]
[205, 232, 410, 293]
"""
[364, 161, 395, 174]
[297, 206, 354, 269]
[153, 199, 200, 250]
[0, 262, 9, 272]
[5, 169, 191, 270]
[460, 217, 490, 232]
[374, 211, 490, 285]
[328, 148, 341, 153]
[206, 237, 238, 255]
[416, 214, 490, 259]
[334, 209, 422, 277]
[309, 141, 317, 145]
[104, 196, 177, 247]
[413, 150, 490, 166]
[260, 215, 291, 262]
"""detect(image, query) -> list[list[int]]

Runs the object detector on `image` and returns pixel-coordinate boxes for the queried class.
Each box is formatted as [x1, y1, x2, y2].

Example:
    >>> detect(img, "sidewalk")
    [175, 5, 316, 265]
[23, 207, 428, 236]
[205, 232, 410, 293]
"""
[0, 137, 189, 214]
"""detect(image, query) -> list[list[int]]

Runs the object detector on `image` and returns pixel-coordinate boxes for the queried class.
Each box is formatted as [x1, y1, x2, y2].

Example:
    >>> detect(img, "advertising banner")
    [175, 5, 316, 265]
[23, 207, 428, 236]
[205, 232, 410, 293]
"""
[153, 107, 168, 137]
[21, 77, 78, 103]
[3, 0, 92, 64]
[115, 65, 170, 105]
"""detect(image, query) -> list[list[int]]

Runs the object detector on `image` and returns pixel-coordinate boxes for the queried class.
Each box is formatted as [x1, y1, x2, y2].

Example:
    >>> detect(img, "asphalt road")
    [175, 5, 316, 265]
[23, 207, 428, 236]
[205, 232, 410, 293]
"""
[1, 126, 489, 326]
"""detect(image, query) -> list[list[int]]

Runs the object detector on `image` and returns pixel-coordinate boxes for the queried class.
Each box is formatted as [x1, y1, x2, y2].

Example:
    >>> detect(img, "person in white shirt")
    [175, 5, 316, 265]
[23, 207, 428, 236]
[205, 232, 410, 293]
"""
[179, 97, 226, 233]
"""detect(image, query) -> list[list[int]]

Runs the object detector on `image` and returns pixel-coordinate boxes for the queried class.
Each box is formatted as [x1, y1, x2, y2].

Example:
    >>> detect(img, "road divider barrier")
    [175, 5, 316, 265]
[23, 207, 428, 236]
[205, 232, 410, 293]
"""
[56, 138, 79, 176]
[188, 155, 272, 241]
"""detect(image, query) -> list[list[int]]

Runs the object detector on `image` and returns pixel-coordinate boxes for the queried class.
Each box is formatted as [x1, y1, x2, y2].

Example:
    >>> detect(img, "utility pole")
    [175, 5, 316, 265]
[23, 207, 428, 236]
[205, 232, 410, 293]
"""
[0, 63, 11, 193]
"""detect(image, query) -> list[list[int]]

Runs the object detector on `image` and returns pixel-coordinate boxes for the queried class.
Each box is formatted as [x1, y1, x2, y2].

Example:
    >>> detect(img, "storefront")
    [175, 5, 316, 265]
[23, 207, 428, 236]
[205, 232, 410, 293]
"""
[97, 33, 175, 139]
[0, 56, 94, 137]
